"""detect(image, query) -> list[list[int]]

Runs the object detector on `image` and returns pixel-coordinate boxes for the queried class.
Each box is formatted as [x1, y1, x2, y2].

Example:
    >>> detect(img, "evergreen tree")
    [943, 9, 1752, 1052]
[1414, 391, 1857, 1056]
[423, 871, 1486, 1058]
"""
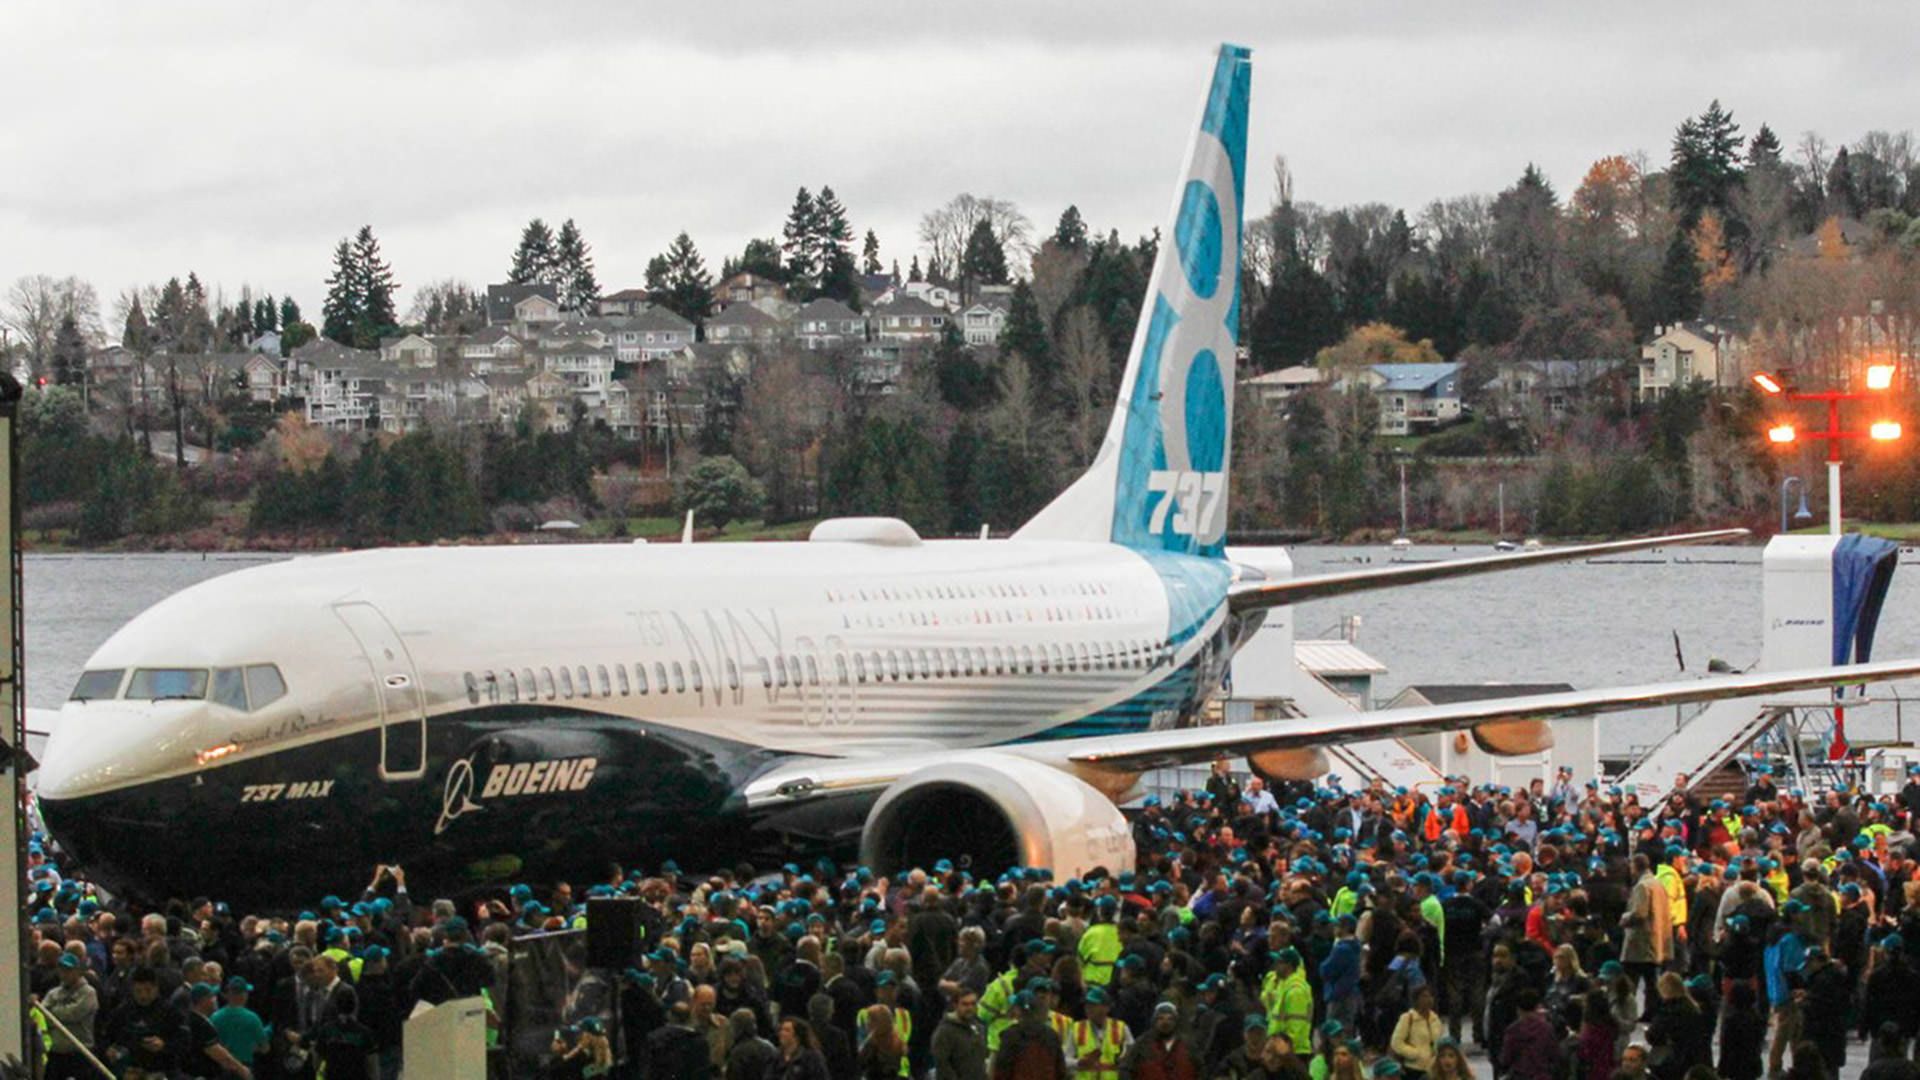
[1748, 124, 1783, 169]
[1249, 248, 1342, 368]
[50, 314, 87, 387]
[959, 218, 1009, 301]
[813, 187, 859, 305]
[279, 296, 301, 331]
[1669, 100, 1743, 228]
[1826, 147, 1863, 218]
[321, 239, 359, 346]
[655, 232, 714, 327]
[509, 218, 558, 285]
[726, 239, 783, 281]
[908, 255, 923, 282]
[254, 294, 278, 335]
[1652, 225, 1704, 325]
[122, 294, 152, 375]
[862, 229, 882, 275]
[555, 218, 599, 311]
[1053, 205, 1089, 252]
[1000, 281, 1050, 378]
[780, 187, 818, 291]
[351, 225, 398, 349]
[231, 290, 255, 343]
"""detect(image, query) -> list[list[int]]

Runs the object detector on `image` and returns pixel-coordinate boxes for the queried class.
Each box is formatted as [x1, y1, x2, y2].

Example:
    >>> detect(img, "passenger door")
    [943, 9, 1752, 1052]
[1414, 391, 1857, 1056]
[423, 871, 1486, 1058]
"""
[333, 602, 427, 780]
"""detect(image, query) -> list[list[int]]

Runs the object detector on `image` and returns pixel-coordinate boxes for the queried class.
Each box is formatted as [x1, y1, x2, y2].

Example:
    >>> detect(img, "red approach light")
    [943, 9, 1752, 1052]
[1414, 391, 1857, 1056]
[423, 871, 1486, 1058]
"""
[1867, 364, 1897, 391]
[1871, 421, 1903, 442]
[1753, 373, 1784, 395]
[1767, 424, 1797, 444]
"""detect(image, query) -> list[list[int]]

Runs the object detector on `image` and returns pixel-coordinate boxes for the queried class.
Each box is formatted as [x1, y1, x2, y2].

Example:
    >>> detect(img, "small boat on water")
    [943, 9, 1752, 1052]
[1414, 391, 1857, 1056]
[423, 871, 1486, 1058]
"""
[1390, 537, 1413, 551]
[1493, 539, 1520, 552]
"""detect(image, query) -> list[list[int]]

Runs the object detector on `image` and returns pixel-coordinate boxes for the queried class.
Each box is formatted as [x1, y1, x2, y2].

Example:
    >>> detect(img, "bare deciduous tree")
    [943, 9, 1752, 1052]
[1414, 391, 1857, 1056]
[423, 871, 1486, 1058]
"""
[918, 194, 1033, 278]
[5, 275, 101, 376]
[1054, 307, 1111, 468]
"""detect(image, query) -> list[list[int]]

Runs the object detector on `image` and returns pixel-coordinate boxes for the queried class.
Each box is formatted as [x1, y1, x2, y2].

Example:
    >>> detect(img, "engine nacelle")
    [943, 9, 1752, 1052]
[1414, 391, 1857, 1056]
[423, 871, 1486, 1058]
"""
[1247, 747, 1332, 782]
[861, 752, 1135, 881]
[1472, 718, 1556, 756]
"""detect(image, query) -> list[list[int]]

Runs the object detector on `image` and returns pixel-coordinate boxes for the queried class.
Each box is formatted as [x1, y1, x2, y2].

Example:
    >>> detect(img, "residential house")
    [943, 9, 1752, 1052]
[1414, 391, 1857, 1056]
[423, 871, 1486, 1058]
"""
[1638, 321, 1744, 400]
[612, 307, 696, 363]
[872, 296, 950, 344]
[711, 272, 786, 308]
[294, 340, 385, 430]
[377, 365, 467, 433]
[486, 283, 563, 337]
[874, 280, 960, 312]
[959, 300, 1009, 346]
[379, 332, 440, 367]
[209, 352, 288, 404]
[591, 381, 642, 440]
[1336, 363, 1463, 436]
[524, 370, 573, 431]
[706, 302, 784, 345]
[248, 331, 282, 356]
[459, 327, 525, 371]
[597, 288, 651, 317]
[1486, 359, 1630, 418]
[543, 343, 617, 401]
[537, 319, 612, 353]
[483, 372, 530, 424]
[793, 298, 868, 350]
[1242, 365, 1325, 408]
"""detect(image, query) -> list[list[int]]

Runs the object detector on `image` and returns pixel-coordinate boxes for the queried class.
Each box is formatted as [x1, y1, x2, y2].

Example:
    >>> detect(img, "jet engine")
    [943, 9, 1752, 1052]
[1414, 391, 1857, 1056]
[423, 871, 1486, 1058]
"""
[1472, 718, 1555, 756]
[1246, 747, 1332, 782]
[860, 752, 1135, 881]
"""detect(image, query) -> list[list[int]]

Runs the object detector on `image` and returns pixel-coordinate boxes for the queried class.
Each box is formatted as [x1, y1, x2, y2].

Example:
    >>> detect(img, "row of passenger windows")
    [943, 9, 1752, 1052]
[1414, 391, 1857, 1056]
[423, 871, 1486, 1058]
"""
[824, 581, 1114, 604]
[461, 638, 1176, 706]
[842, 604, 1126, 631]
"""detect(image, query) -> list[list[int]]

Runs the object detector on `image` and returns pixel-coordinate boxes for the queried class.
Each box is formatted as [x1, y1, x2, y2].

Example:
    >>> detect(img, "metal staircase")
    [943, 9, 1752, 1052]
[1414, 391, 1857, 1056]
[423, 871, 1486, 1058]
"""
[1615, 700, 1787, 801]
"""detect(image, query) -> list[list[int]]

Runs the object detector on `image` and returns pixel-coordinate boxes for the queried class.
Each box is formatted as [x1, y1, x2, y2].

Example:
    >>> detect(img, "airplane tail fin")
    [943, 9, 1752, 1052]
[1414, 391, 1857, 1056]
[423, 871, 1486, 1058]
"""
[1014, 43, 1250, 560]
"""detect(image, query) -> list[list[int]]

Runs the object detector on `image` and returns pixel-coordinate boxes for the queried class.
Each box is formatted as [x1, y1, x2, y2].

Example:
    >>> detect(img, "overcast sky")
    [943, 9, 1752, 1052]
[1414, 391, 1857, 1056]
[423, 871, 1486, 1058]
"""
[3, 2, 1916, 323]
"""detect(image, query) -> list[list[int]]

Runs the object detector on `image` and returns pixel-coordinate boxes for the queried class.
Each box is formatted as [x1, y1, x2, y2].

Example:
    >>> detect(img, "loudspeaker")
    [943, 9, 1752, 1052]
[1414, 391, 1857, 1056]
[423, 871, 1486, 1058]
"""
[586, 898, 642, 969]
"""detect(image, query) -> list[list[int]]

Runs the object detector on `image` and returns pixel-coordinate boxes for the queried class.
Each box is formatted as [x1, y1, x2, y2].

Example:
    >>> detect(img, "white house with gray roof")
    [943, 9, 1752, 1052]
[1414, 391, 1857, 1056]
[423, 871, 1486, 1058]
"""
[793, 298, 868, 350]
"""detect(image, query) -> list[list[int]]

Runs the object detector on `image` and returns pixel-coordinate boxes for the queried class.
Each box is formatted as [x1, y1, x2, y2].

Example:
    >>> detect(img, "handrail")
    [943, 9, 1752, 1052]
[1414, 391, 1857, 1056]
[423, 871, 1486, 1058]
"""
[30, 1000, 115, 1079]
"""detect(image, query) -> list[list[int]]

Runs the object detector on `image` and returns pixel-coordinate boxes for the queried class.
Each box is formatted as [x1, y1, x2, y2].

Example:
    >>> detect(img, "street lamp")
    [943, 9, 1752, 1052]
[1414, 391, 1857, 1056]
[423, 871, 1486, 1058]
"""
[1779, 476, 1812, 534]
[1752, 363, 1904, 535]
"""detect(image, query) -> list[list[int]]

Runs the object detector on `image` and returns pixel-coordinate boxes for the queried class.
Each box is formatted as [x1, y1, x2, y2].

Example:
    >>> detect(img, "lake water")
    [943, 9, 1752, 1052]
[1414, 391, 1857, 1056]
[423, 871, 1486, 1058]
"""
[24, 544, 1920, 755]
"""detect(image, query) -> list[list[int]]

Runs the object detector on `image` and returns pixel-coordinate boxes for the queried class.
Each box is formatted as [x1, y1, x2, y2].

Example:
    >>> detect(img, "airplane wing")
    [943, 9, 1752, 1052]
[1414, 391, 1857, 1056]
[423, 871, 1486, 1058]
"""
[1030, 660, 1920, 772]
[1227, 529, 1747, 613]
[744, 659, 1920, 806]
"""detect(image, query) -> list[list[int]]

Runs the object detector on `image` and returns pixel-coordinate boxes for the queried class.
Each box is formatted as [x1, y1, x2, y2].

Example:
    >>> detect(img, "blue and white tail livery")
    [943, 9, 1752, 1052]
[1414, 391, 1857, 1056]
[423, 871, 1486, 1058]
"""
[1016, 43, 1250, 560]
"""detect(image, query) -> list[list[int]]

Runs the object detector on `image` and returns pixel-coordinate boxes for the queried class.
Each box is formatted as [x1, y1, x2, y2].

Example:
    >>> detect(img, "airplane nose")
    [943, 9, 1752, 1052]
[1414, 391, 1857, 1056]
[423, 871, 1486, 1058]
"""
[36, 702, 201, 800]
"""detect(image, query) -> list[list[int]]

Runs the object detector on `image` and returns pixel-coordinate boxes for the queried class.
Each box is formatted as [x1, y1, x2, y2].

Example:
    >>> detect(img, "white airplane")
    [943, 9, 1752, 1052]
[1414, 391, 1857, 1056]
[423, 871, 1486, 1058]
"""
[36, 45, 1919, 906]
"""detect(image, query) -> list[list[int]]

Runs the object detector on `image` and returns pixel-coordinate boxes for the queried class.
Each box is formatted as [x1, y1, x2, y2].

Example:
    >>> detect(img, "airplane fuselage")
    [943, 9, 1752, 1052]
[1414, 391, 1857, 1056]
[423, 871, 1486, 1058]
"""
[37, 537, 1239, 903]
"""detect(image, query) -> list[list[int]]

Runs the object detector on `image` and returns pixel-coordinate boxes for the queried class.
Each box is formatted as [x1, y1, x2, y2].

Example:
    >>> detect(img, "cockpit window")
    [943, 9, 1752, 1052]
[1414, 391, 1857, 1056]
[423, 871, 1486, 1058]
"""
[244, 665, 287, 709]
[211, 668, 248, 711]
[69, 669, 124, 701]
[124, 668, 210, 701]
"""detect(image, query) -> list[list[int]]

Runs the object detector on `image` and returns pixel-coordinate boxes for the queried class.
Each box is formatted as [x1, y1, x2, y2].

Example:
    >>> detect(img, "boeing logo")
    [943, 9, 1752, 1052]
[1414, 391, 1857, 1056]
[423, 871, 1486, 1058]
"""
[435, 753, 600, 835]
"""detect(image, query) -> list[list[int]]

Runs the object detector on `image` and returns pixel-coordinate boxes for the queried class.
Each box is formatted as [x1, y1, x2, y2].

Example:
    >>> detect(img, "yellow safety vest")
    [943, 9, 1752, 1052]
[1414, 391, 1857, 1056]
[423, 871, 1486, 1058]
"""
[1273, 970, 1313, 1051]
[979, 969, 1019, 1050]
[1080, 923, 1122, 987]
[1050, 1011, 1073, 1044]
[856, 1007, 913, 1077]
[1072, 1017, 1128, 1080]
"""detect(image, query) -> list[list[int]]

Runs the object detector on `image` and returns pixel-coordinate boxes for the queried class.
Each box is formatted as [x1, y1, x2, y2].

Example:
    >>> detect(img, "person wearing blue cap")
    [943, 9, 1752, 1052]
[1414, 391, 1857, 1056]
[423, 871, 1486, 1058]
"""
[1079, 894, 1123, 990]
[42, 950, 98, 1076]
[207, 974, 270, 1074]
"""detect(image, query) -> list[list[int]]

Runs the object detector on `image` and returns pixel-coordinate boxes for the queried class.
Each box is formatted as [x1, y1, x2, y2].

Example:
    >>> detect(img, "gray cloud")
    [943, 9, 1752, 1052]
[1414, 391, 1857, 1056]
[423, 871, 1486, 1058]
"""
[2, 2, 1916, 315]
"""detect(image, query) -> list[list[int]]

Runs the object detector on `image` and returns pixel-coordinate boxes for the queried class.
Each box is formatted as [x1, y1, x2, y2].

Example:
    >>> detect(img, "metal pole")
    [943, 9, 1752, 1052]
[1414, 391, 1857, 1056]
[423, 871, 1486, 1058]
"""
[1828, 460, 1842, 536]
[0, 374, 23, 1065]
[1398, 461, 1408, 537]
[1828, 397, 1842, 536]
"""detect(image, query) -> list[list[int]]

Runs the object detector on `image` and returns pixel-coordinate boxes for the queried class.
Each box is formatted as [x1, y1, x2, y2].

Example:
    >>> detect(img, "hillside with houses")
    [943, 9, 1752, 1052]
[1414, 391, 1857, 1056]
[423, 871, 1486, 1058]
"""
[10, 102, 1920, 547]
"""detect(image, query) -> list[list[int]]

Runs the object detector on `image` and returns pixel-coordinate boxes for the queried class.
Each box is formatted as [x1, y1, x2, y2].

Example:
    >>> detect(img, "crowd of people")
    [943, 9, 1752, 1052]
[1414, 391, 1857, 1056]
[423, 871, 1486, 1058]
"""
[23, 760, 1920, 1080]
